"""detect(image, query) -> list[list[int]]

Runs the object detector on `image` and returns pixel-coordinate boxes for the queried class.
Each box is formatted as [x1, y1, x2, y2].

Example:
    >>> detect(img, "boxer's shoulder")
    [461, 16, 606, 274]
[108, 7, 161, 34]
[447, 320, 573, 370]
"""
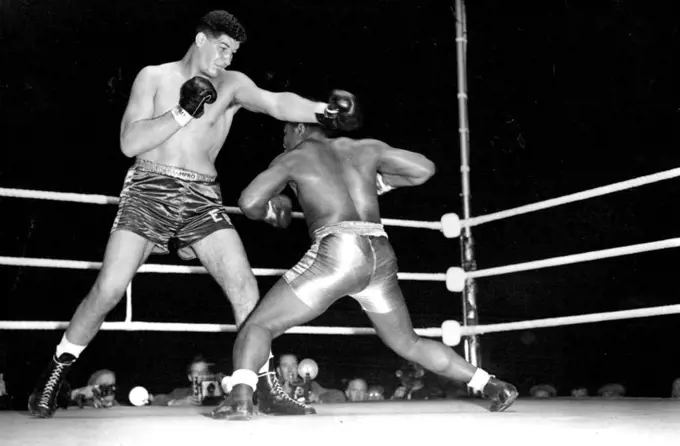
[214, 70, 251, 92]
[138, 62, 176, 79]
[333, 137, 386, 160]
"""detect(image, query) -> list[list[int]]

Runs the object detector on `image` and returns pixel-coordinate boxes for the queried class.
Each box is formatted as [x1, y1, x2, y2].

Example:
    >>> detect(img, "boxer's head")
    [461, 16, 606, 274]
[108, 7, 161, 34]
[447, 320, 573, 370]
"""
[276, 354, 299, 385]
[345, 378, 368, 402]
[194, 10, 246, 77]
[283, 122, 326, 151]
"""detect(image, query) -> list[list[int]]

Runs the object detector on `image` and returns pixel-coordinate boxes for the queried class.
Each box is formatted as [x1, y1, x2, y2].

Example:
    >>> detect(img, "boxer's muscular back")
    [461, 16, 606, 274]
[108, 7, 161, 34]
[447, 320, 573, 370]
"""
[136, 63, 241, 175]
[291, 138, 385, 233]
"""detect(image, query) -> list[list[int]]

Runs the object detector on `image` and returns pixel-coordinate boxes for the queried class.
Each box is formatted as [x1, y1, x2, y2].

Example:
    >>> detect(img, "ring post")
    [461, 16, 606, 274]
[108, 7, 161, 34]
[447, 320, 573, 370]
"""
[453, 0, 482, 373]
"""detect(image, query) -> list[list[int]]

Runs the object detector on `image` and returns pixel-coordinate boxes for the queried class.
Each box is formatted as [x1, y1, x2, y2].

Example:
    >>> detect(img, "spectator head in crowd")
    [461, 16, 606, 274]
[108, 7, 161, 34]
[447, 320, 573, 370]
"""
[0, 373, 6, 397]
[276, 354, 299, 386]
[367, 385, 385, 401]
[0, 372, 10, 410]
[345, 378, 368, 402]
[597, 383, 626, 398]
[570, 387, 589, 397]
[187, 356, 213, 383]
[530, 384, 557, 398]
[70, 369, 118, 408]
[671, 378, 680, 398]
[392, 360, 426, 400]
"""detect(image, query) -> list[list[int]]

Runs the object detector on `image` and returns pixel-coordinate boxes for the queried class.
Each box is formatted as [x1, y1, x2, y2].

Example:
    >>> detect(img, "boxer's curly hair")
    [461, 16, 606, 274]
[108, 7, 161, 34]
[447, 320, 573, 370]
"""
[196, 10, 247, 43]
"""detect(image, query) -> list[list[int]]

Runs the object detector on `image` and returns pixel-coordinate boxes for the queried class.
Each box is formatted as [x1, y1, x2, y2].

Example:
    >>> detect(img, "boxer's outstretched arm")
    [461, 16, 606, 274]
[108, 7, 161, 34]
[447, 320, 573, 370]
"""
[231, 72, 325, 123]
[120, 67, 183, 157]
[239, 163, 291, 220]
[377, 143, 436, 188]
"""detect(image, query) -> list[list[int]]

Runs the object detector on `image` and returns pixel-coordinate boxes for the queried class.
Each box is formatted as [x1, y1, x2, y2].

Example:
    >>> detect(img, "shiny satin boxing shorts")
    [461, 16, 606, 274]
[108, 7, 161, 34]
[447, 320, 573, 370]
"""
[282, 221, 404, 314]
[110, 159, 234, 260]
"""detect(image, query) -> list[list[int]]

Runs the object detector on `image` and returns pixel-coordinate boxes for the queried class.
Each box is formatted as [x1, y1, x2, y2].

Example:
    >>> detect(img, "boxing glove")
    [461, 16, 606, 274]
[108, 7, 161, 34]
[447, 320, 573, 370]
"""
[264, 194, 293, 228]
[172, 76, 218, 126]
[316, 90, 362, 132]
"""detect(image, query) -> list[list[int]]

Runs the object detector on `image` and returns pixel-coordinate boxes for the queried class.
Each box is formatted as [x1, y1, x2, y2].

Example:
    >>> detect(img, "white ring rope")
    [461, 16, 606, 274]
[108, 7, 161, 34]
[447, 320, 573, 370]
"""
[3, 167, 680, 339]
[0, 188, 442, 230]
[0, 256, 445, 282]
[0, 321, 443, 337]
[4, 167, 678, 232]
[463, 167, 680, 227]
[440, 303, 680, 346]
[467, 237, 680, 280]
[461, 304, 680, 337]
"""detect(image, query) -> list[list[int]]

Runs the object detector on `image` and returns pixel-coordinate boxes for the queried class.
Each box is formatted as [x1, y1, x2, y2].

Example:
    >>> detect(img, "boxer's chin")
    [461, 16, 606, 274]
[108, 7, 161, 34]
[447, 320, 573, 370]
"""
[203, 66, 219, 78]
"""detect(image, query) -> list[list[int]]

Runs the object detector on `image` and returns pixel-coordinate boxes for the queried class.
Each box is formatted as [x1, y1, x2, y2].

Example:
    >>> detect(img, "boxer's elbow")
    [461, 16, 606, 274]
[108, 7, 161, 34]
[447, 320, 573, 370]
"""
[411, 160, 436, 185]
[120, 133, 141, 158]
[120, 142, 136, 158]
[238, 193, 265, 220]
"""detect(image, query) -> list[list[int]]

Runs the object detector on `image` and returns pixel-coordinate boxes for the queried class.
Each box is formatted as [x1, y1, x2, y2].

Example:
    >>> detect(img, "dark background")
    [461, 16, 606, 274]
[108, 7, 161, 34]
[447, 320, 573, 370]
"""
[1, 0, 679, 400]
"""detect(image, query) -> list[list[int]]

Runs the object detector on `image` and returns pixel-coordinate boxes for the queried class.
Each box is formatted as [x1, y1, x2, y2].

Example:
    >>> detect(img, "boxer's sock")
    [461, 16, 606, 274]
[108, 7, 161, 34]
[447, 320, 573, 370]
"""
[55, 334, 86, 359]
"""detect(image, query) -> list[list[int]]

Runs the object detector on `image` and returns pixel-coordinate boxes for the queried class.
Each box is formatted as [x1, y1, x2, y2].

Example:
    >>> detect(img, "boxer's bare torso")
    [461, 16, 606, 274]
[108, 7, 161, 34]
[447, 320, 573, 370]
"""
[280, 137, 386, 233]
[132, 62, 244, 176]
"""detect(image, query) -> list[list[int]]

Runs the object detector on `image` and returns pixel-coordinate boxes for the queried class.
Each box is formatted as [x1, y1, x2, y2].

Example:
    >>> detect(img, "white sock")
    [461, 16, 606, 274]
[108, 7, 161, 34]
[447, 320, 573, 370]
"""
[257, 351, 274, 374]
[467, 368, 491, 393]
[230, 369, 259, 392]
[55, 334, 87, 359]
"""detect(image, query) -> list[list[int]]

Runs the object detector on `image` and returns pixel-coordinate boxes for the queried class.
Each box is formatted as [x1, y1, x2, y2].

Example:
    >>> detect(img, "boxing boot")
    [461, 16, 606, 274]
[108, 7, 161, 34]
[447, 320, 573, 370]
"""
[255, 370, 316, 416]
[28, 353, 76, 418]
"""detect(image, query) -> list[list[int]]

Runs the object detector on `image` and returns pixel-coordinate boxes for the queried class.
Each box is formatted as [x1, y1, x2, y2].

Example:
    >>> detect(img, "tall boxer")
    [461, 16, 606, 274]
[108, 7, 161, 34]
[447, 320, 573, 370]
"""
[28, 9, 361, 419]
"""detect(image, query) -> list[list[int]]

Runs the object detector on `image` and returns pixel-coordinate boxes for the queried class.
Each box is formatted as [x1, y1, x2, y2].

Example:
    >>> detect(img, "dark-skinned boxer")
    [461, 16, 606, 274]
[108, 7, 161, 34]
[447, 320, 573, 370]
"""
[220, 122, 518, 420]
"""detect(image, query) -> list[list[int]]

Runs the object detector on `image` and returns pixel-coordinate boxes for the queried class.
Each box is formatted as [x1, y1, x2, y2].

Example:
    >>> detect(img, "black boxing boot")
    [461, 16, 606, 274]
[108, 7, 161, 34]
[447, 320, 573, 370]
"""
[28, 353, 76, 418]
[482, 377, 519, 412]
[255, 371, 316, 416]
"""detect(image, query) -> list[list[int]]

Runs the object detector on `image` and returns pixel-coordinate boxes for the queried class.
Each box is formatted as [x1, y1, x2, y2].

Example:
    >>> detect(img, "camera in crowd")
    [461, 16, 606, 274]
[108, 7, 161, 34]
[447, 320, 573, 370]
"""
[201, 380, 223, 399]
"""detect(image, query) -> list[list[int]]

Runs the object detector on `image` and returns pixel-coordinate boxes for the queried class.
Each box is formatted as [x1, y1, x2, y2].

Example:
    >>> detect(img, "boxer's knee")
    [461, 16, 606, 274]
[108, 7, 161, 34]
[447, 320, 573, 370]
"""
[87, 274, 129, 312]
[387, 334, 421, 361]
[222, 272, 259, 322]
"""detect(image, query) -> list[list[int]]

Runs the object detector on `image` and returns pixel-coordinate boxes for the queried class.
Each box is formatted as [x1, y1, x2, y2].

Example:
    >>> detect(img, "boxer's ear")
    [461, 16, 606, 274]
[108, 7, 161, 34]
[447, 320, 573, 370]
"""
[195, 32, 208, 47]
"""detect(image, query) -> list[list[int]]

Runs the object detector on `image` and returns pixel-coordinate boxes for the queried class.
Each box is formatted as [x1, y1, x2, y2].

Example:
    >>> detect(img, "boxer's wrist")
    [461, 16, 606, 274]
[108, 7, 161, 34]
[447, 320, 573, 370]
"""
[315, 102, 333, 117]
[264, 201, 277, 223]
[376, 173, 395, 196]
[171, 105, 193, 127]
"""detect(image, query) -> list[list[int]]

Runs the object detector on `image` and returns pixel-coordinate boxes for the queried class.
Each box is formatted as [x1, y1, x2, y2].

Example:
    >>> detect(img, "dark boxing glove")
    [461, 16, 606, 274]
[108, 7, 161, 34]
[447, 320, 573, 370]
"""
[315, 90, 362, 132]
[264, 194, 293, 228]
[172, 76, 218, 126]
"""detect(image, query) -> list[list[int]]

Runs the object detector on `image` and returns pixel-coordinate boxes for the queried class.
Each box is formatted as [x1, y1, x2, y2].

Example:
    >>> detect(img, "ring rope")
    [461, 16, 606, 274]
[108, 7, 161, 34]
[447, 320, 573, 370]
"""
[4, 167, 680, 231]
[463, 167, 680, 227]
[0, 321, 443, 337]
[0, 188, 441, 230]
[0, 256, 445, 282]
[467, 237, 680, 280]
[460, 304, 680, 337]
